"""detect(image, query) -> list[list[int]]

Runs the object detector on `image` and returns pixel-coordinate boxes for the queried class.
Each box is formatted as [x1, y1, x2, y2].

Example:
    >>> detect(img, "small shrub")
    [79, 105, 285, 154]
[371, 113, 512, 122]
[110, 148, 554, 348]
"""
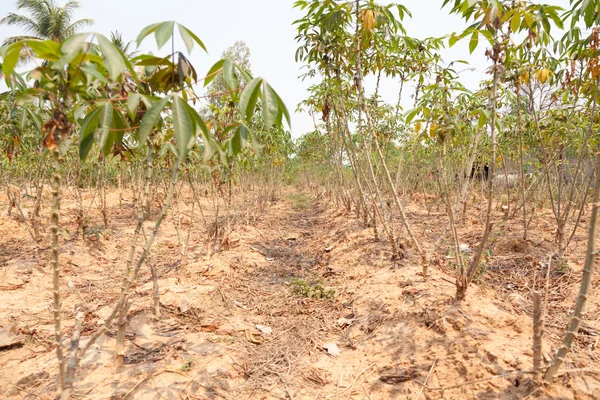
[180, 358, 194, 372]
[290, 277, 335, 300]
[84, 225, 112, 240]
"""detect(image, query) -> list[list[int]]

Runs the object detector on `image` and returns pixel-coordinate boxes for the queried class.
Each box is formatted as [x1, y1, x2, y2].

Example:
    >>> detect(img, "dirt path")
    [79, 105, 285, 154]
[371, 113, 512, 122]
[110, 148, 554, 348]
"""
[0, 188, 599, 399]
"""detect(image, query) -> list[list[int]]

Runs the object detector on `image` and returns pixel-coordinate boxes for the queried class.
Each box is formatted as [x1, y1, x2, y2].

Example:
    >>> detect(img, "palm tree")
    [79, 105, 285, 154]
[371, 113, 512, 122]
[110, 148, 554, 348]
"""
[110, 31, 137, 58]
[0, 0, 93, 45]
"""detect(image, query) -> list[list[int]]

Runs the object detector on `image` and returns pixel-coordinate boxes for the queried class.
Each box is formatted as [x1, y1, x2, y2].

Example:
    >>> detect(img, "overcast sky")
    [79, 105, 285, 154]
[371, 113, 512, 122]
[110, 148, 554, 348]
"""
[0, 0, 569, 138]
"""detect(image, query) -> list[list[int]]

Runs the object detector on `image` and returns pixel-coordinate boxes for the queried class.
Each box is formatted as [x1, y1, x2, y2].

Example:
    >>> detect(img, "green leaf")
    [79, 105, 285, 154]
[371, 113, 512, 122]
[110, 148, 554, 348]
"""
[112, 108, 128, 146]
[24, 40, 61, 61]
[272, 86, 291, 128]
[171, 94, 194, 159]
[502, 9, 514, 23]
[405, 107, 420, 123]
[479, 29, 493, 45]
[236, 65, 253, 83]
[542, 18, 551, 35]
[511, 12, 520, 32]
[180, 100, 197, 135]
[177, 24, 207, 54]
[116, 45, 140, 87]
[140, 94, 160, 109]
[98, 102, 114, 156]
[223, 59, 239, 92]
[138, 96, 170, 146]
[262, 81, 279, 130]
[247, 124, 263, 156]
[79, 107, 102, 160]
[74, 105, 88, 120]
[178, 24, 195, 54]
[204, 59, 224, 87]
[16, 91, 36, 105]
[133, 55, 170, 66]
[239, 123, 249, 140]
[468, 31, 479, 54]
[448, 33, 459, 47]
[136, 23, 160, 47]
[547, 10, 564, 30]
[477, 110, 487, 129]
[81, 64, 109, 83]
[2, 42, 24, 77]
[25, 108, 42, 131]
[184, 101, 214, 161]
[97, 34, 124, 80]
[240, 77, 262, 122]
[583, 3, 594, 26]
[58, 33, 89, 67]
[127, 93, 141, 121]
[230, 127, 243, 155]
[155, 21, 175, 50]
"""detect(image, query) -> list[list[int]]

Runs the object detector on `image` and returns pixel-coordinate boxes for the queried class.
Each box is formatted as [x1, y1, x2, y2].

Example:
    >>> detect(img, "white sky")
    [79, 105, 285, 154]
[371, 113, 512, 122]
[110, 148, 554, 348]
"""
[0, 0, 569, 138]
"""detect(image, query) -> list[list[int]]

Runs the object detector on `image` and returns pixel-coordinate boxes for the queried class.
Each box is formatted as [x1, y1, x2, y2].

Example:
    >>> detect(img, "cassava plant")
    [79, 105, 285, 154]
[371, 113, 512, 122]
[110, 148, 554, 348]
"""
[0, 18, 289, 398]
[443, 0, 561, 300]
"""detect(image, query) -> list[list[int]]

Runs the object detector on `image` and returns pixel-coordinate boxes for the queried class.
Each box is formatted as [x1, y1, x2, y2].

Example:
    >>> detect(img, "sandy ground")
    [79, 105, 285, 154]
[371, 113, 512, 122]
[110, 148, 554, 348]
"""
[0, 184, 599, 399]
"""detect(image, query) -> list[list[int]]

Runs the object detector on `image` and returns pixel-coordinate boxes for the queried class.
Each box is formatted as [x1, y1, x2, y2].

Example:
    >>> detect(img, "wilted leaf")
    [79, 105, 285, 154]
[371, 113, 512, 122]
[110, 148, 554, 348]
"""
[361, 9, 377, 31]
[256, 324, 273, 335]
[245, 331, 264, 344]
[535, 68, 551, 83]
[379, 368, 420, 384]
[323, 342, 340, 357]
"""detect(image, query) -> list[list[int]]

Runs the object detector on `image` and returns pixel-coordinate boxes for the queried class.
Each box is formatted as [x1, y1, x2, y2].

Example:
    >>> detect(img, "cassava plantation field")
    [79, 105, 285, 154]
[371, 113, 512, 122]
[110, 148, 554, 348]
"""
[0, 0, 599, 399]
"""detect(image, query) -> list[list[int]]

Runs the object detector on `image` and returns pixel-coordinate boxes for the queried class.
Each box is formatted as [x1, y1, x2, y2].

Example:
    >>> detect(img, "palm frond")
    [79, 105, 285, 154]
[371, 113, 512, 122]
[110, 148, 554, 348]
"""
[16, 0, 53, 26]
[62, 0, 82, 18]
[2, 35, 40, 45]
[110, 30, 136, 58]
[65, 18, 93, 36]
[0, 13, 41, 36]
[3, 0, 90, 42]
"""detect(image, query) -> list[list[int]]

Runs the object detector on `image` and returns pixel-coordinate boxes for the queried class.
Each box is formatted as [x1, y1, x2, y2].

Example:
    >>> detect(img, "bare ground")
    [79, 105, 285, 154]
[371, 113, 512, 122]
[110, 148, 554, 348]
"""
[0, 186, 599, 399]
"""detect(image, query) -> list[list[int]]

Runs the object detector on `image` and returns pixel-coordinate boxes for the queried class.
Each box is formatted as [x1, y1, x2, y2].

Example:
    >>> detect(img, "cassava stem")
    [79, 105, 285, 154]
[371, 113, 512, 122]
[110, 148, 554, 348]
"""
[60, 155, 181, 399]
[115, 144, 154, 368]
[544, 152, 600, 383]
[51, 149, 66, 387]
